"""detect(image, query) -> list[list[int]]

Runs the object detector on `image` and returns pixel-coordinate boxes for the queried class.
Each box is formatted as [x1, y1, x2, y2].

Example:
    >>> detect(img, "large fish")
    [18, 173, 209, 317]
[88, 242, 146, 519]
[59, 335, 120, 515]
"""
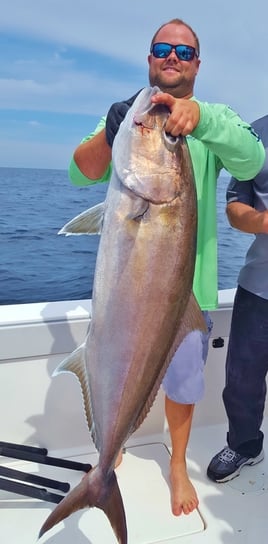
[39, 86, 206, 543]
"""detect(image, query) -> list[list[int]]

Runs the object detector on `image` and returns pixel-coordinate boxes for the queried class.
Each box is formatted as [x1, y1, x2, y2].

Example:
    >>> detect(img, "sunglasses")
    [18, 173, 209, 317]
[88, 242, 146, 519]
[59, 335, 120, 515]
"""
[151, 43, 198, 61]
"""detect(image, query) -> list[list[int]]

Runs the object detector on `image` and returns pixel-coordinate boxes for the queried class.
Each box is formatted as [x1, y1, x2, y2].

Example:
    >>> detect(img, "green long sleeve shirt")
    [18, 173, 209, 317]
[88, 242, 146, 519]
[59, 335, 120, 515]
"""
[68, 99, 265, 310]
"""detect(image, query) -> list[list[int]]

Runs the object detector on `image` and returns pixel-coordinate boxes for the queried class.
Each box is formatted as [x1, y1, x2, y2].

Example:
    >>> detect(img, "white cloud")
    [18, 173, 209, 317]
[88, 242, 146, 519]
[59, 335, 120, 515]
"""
[28, 120, 41, 127]
[0, 0, 267, 167]
[0, 70, 143, 115]
[1, 1, 266, 65]
[1, 1, 267, 115]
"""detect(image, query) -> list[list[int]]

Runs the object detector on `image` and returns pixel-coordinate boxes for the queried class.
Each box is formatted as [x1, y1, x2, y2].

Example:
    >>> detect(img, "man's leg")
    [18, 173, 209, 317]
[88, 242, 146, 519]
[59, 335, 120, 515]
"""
[223, 286, 267, 454]
[162, 312, 213, 515]
[207, 286, 267, 483]
[165, 398, 197, 515]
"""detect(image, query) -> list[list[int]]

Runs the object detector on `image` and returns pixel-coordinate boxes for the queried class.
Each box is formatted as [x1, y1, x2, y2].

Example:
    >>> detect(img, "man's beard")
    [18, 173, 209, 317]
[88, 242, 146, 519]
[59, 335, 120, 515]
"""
[149, 73, 194, 98]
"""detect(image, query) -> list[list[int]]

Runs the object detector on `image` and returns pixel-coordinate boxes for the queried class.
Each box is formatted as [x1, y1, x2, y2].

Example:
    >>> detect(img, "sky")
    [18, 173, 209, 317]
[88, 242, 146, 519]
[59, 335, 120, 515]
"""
[0, 0, 267, 170]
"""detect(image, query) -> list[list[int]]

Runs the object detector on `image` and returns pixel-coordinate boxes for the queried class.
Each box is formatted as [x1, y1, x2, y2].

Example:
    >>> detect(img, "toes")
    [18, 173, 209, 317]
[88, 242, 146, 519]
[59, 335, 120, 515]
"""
[172, 503, 183, 516]
[182, 498, 199, 515]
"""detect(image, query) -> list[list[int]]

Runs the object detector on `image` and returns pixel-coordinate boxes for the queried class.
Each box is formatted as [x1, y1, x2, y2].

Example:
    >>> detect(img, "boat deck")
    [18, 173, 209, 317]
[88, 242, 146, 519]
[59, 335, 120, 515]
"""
[1, 418, 267, 544]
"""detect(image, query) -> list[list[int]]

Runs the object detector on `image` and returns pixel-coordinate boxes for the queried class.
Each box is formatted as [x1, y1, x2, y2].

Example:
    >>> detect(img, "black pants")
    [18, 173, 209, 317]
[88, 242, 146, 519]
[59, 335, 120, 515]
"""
[222, 285, 268, 457]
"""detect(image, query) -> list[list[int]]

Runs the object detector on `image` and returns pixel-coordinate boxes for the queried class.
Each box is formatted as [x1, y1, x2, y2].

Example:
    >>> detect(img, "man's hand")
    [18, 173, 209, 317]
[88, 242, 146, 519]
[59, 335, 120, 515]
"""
[151, 93, 200, 136]
[105, 89, 143, 147]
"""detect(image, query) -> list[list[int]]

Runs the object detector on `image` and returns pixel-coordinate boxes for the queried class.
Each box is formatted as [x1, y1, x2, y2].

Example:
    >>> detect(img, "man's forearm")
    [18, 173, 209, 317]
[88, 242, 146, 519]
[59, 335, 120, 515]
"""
[73, 129, 112, 180]
[227, 202, 268, 234]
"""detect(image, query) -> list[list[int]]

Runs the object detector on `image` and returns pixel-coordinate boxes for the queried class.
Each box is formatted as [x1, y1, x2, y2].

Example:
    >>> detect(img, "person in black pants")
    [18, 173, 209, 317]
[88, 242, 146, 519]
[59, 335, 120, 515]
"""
[207, 114, 268, 482]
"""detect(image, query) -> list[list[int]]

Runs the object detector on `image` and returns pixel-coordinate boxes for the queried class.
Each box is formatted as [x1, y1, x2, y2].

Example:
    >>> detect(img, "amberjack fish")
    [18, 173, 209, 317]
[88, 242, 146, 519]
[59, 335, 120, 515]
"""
[39, 86, 206, 543]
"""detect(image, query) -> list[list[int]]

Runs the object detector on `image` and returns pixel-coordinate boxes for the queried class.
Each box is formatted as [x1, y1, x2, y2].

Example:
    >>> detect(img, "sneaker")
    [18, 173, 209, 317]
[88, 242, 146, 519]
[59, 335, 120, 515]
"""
[207, 446, 264, 483]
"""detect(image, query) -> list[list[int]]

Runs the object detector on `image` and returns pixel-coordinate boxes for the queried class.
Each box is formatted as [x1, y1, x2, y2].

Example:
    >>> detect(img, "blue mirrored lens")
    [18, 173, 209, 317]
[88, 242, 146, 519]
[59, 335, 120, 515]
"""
[152, 43, 196, 61]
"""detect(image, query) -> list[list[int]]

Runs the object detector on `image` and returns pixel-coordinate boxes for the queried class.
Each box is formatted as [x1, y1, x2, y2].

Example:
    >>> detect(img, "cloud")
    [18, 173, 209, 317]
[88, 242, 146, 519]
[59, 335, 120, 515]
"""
[28, 120, 41, 127]
[0, 0, 267, 167]
[2, 1, 266, 64]
[0, 72, 140, 115]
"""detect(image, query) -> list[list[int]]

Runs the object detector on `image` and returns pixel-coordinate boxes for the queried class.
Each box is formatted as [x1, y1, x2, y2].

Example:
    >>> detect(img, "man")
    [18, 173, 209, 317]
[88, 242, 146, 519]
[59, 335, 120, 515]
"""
[68, 19, 265, 516]
[207, 114, 268, 483]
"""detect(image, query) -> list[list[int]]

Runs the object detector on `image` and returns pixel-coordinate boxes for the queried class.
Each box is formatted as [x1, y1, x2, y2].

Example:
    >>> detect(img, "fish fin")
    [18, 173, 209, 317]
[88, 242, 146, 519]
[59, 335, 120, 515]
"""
[39, 468, 127, 544]
[131, 292, 206, 434]
[39, 473, 92, 538]
[53, 342, 93, 435]
[58, 201, 105, 235]
[153, 292, 207, 379]
[99, 471, 127, 544]
[173, 291, 208, 343]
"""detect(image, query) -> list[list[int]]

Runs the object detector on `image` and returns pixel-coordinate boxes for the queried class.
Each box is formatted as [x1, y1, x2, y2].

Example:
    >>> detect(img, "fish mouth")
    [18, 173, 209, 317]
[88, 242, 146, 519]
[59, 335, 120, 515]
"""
[133, 109, 182, 152]
[133, 103, 169, 130]
[133, 107, 156, 129]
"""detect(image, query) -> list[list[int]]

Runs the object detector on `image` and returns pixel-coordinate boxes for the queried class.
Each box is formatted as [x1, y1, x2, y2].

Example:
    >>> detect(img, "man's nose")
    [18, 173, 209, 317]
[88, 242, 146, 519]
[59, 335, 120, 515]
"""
[167, 48, 178, 60]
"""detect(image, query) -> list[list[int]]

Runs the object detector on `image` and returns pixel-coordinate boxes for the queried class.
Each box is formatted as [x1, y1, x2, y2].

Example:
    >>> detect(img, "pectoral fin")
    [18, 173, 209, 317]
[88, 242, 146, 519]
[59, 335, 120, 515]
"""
[58, 201, 105, 235]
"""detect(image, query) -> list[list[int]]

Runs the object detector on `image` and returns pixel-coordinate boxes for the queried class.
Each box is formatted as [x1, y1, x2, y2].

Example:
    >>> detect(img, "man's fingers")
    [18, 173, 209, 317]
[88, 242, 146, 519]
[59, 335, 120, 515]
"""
[151, 92, 175, 107]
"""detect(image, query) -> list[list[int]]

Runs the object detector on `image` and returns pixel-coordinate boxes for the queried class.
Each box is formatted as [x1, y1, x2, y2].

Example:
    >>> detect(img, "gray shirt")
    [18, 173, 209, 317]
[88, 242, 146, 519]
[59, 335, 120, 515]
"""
[226, 115, 268, 299]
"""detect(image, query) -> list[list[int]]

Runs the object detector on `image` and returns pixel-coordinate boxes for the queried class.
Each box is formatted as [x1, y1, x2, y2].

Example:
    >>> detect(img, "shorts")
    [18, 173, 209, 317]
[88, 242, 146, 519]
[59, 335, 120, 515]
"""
[162, 311, 213, 404]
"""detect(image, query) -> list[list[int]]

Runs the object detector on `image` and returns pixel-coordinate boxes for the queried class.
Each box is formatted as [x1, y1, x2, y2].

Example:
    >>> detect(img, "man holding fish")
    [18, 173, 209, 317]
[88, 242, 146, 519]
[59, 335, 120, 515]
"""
[68, 18, 265, 520]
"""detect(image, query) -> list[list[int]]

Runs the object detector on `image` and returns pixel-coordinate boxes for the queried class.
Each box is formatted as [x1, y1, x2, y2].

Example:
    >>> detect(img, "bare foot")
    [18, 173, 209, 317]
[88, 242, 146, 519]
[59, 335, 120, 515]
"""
[169, 459, 199, 516]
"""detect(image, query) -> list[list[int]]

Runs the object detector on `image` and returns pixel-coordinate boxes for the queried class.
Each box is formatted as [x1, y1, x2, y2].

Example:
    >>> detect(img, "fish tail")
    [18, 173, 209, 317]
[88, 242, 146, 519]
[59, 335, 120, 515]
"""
[38, 466, 127, 544]
[99, 470, 128, 544]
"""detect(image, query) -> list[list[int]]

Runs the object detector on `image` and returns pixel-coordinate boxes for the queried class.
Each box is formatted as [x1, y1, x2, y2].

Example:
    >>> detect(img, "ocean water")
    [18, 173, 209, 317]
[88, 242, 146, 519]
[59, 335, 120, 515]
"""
[0, 167, 254, 305]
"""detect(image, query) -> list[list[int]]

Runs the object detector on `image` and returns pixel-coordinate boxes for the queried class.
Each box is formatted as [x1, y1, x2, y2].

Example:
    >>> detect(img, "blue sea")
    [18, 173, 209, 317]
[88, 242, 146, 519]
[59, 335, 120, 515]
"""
[0, 167, 254, 305]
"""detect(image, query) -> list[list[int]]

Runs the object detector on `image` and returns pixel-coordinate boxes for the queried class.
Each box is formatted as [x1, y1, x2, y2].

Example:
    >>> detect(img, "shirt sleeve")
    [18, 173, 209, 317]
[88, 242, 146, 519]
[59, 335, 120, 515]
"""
[226, 177, 254, 206]
[68, 116, 112, 186]
[191, 100, 265, 180]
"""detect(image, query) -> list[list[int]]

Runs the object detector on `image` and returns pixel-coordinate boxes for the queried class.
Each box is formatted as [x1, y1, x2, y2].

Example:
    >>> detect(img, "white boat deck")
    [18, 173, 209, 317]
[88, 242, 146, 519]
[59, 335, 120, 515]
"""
[1, 292, 267, 543]
[1, 418, 267, 544]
